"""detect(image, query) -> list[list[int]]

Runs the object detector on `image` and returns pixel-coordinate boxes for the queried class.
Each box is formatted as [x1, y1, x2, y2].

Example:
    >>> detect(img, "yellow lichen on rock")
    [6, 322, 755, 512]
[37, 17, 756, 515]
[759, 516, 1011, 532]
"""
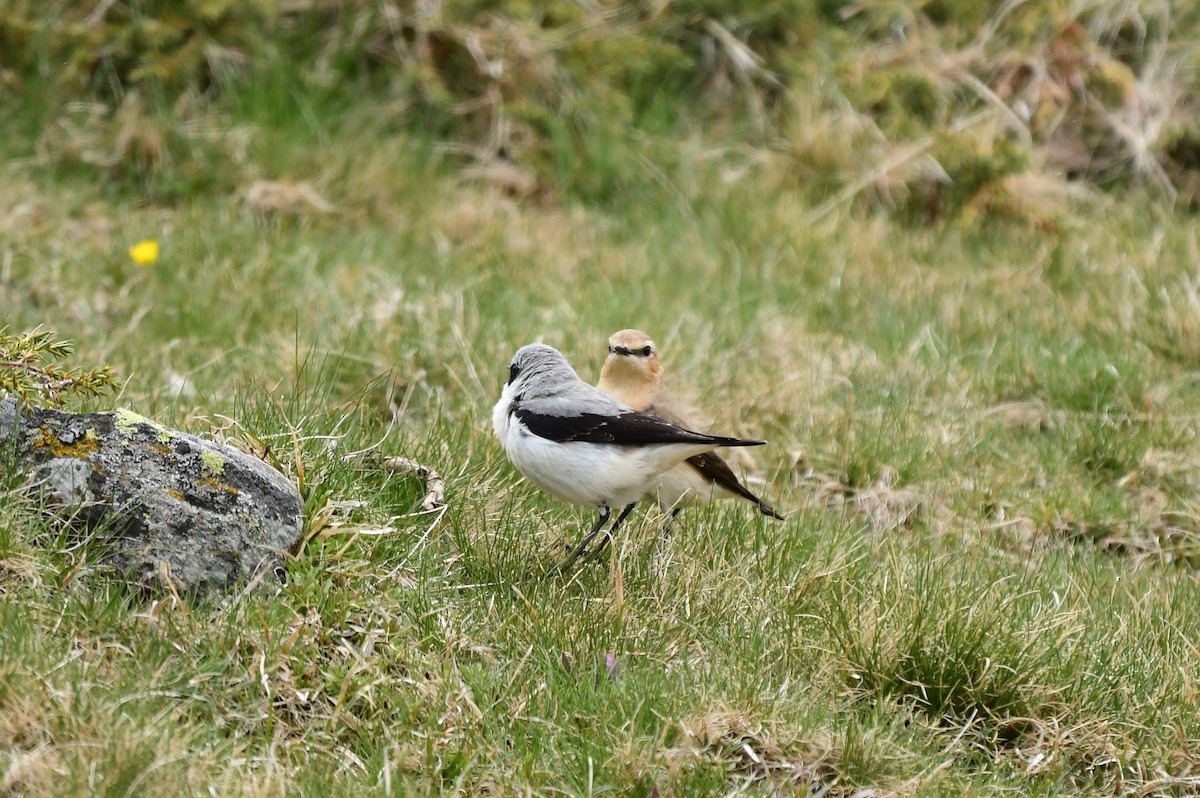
[115, 408, 171, 440]
[200, 450, 225, 476]
[197, 476, 238, 495]
[114, 408, 148, 435]
[32, 424, 99, 458]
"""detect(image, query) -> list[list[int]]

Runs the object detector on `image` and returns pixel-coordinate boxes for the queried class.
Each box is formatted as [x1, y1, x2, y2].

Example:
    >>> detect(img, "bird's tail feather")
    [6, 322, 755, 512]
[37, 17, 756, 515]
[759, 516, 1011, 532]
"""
[703, 435, 766, 448]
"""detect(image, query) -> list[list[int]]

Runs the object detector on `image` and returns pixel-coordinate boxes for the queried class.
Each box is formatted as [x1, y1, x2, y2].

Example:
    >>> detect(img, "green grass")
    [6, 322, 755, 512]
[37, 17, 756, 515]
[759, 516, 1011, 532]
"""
[5, 15, 1200, 798]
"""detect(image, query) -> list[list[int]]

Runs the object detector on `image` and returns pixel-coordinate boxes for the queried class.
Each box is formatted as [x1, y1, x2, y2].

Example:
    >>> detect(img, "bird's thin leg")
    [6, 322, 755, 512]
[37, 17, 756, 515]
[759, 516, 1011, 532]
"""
[661, 506, 682, 540]
[589, 502, 637, 559]
[562, 506, 611, 566]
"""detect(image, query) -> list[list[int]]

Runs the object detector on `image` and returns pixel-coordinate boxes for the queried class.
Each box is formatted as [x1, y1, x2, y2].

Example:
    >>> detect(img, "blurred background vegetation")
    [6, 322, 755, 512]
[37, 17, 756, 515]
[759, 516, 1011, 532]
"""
[4, 0, 1199, 220]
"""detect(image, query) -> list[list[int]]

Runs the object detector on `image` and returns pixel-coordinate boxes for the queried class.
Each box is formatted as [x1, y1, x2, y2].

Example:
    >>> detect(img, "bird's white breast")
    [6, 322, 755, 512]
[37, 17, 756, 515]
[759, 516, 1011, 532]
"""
[491, 383, 516, 443]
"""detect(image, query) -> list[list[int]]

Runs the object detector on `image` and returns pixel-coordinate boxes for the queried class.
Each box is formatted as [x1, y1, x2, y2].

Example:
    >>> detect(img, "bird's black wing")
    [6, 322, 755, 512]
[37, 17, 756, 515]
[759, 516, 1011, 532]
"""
[514, 406, 764, 448]
[684, 450, 784, 519]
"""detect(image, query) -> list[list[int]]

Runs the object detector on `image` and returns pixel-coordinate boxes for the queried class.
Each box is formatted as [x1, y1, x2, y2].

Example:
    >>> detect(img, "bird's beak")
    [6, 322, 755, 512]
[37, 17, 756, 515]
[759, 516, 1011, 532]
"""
[612, 346, 634, 356]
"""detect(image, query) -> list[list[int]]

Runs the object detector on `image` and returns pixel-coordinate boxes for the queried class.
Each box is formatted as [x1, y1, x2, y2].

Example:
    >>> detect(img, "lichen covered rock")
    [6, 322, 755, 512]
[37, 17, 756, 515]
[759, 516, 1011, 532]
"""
[0, 398, 302, 595]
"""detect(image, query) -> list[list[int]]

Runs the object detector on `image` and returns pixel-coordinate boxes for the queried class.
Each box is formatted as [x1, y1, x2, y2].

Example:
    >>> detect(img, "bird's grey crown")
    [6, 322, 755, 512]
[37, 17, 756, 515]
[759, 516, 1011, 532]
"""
[508, 344, 585, 399]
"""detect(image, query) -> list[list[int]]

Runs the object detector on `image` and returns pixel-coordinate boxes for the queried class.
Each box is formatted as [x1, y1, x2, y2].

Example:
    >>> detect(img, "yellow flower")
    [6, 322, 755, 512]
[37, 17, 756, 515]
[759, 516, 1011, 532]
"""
[129, 239, 159, 266]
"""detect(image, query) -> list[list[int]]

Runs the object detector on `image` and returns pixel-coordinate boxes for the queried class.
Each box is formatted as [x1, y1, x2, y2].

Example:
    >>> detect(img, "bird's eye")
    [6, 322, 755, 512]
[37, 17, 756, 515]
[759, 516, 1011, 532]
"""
[642, 345, 652, 357]
[608, 345, 615, 354]
[508, 363, 521, 384]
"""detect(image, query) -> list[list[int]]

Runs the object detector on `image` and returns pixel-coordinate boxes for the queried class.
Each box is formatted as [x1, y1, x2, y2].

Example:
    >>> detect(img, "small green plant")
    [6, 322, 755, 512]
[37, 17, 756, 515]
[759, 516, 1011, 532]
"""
[0, 327, 118, 408]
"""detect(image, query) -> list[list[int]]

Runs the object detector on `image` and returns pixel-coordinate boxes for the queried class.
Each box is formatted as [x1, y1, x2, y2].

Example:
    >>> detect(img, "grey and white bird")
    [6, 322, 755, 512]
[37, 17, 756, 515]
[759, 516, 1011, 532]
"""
[492, 343, 768, 563]
[597, 329, 783, 520]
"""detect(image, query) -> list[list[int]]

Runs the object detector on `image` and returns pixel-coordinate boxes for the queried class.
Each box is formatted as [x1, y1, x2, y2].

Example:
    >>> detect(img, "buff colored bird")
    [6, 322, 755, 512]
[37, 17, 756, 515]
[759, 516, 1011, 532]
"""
[597, 329, 782, 520]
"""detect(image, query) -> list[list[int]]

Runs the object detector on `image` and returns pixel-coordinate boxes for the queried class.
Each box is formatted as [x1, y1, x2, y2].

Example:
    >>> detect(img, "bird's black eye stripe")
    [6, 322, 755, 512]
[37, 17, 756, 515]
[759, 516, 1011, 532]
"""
[642, 345, 652, 356]
[508, 363, 520, 384]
